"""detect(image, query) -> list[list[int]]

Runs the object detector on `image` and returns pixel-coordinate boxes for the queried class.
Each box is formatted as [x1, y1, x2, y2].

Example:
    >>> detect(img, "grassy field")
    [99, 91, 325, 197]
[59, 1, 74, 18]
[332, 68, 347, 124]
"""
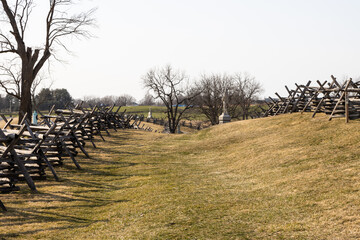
[121, 105, 208, 121]
[121, 105, 264, 121]
[1, 113, 360, 239]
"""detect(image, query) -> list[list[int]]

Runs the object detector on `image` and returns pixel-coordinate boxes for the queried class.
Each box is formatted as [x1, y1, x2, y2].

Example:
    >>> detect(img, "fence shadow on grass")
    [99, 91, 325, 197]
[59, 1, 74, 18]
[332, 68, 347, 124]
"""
[0, 127, 162, 239]
[0, 186, 130, 239]
[0, 208, 110, 239]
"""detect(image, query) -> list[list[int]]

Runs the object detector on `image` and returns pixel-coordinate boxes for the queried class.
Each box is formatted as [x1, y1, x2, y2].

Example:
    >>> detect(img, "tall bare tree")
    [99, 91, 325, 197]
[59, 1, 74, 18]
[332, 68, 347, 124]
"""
[0, 0, 95, 121]
[143, 65, 199, 133]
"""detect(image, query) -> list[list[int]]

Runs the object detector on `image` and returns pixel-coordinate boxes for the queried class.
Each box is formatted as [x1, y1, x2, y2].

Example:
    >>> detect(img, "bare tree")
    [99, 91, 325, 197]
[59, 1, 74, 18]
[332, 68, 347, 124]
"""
[115, 94, 136, 106]
[0, 62, 49, 109]
[143, 65, 199, 133]
[82, 95, 99, 108]
[195, 72, 263, 123]
[0, 0, 95, 121]
[0, 63, 21, 99]
[100, 95, 116, 106]
[81, 94, 136, 108]
[139, 92, 155, 106]
[194, 73, 233, 125]
[234, 73, 263, 120]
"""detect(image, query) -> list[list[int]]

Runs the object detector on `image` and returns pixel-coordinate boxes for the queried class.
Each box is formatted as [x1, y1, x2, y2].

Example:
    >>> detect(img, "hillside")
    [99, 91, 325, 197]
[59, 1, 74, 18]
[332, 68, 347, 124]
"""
[1, 113, 360, 239]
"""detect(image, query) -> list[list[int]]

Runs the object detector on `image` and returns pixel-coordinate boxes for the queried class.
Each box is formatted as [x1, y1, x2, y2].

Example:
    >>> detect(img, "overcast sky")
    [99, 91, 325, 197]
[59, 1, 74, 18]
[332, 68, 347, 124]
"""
[5, 0, 360, 102]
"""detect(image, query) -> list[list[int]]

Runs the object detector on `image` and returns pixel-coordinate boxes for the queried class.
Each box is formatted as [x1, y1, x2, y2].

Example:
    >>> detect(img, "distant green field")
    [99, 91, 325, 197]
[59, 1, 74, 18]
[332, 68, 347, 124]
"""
[120, 105, 208, 121]
[120, 105, 266, 122]
[119, 106, 166, 119]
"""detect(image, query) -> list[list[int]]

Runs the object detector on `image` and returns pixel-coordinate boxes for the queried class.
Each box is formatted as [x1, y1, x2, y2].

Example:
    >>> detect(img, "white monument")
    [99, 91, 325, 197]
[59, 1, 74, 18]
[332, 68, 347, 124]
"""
[219, 90, 231, 124]
[147, 107, 153, 119]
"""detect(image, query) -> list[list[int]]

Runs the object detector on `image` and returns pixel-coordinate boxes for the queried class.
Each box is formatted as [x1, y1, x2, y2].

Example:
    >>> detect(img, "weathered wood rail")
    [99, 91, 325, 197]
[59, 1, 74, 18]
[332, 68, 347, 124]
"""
[263, 75, 360, 123]
[0, 103, 146, 211]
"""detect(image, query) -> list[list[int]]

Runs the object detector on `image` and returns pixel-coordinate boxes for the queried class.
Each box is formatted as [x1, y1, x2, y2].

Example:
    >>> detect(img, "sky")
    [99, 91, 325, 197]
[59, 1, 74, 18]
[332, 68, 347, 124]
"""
[2, 0, 360, 102]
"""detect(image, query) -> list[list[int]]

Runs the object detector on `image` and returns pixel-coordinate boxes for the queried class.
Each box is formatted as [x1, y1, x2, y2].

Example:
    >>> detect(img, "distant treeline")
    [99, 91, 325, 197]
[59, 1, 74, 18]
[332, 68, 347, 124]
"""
[36, 89, 143, 111]
[0, 87, 144, 113]
[0, 88, 73, 113]
[35, 88, 72, 110]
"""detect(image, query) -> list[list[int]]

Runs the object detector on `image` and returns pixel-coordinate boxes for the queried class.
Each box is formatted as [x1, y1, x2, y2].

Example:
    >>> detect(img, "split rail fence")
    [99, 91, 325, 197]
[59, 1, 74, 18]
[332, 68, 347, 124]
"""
[0, 103, 147, 211]
[263, 75, 360, 123]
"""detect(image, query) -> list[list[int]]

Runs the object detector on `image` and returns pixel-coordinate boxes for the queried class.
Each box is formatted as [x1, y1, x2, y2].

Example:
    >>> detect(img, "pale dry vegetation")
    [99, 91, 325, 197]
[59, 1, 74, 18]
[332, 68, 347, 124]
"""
[1, 113, 360, 239]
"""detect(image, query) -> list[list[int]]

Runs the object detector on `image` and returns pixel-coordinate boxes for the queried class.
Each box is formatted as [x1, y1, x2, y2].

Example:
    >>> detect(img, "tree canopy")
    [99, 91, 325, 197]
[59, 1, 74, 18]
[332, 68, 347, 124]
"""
[35, 88, 72, 111]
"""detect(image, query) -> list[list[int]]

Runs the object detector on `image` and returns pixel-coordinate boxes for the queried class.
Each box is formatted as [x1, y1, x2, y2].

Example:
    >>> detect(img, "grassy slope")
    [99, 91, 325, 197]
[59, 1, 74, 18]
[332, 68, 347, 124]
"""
[1, 113, 360, 239]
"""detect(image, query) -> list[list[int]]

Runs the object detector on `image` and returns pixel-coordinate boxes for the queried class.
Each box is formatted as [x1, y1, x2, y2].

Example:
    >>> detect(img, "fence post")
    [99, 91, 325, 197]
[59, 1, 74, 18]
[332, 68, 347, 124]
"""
[345, 90, 349, 123]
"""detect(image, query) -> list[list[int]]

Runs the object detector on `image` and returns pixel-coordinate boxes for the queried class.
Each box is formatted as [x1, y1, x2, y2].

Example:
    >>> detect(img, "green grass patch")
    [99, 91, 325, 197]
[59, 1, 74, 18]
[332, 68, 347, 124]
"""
[120, 105, 209, 121]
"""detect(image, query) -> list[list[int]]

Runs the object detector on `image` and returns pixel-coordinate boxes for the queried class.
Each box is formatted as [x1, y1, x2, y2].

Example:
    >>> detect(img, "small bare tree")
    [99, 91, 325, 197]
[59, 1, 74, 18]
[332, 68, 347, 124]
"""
[139, 93, 155, 106]
[82, 95, 99, 108]
[234, 73, 263, 120]
[115, 94, 136, 106]
[0, 62, 49, 109]
[194, 73, 234, 125]
[195, 72, 262, 123]
[0, 0, 95, 121]
[143, 65, 199, 133]
[0, 63, 21, 100]
[100, 95, 116, 106]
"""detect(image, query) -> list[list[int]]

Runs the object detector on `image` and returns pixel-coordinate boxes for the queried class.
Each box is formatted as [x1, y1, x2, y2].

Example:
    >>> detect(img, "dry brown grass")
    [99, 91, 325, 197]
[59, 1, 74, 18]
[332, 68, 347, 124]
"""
[0, 117, 18, 128]
[1, 113, 360, 239]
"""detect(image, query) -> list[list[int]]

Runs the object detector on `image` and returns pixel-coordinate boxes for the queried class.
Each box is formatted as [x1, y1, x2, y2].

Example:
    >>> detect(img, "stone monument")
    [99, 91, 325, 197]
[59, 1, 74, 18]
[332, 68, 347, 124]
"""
[219, 90, 231, 124]
[147, 107, 153, 119]
[32, 110, 38, 125]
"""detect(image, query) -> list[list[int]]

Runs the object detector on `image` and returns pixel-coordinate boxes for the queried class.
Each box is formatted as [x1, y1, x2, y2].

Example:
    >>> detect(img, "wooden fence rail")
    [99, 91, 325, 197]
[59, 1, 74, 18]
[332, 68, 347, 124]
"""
[0, 103, 148, 211]
[263, 75, 360, 123]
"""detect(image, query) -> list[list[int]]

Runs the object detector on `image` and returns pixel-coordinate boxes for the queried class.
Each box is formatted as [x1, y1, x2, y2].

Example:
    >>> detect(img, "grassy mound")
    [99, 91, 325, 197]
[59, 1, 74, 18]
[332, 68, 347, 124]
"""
[1, 113, 360, 239]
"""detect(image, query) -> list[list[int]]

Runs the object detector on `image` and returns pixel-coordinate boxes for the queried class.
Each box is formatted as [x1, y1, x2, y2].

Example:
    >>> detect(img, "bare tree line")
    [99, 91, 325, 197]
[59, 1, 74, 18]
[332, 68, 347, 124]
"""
[0, 0, 262, 132]
[143, 64, 263, 133]
[195, 72, 263, 124]
[80, 94, 137, 108]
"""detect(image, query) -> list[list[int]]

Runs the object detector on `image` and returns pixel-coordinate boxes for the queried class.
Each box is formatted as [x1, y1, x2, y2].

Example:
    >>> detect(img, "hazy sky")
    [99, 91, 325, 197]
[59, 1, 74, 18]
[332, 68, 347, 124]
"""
[4, 0, 360, 101]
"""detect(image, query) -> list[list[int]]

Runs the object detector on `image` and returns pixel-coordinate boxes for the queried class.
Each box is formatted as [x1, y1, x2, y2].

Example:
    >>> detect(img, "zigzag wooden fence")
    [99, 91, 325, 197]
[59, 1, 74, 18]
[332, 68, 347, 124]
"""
[264, 75, 360, 123]
[0, 103, 148, 211]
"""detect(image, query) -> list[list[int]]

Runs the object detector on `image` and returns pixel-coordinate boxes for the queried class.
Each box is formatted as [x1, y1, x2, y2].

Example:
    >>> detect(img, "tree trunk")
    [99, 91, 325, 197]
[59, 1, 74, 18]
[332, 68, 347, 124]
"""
[19, 72, 33, 123]
[19, 88, 32, 123]
[169, 118, 176, 133]
[212, 113, 218, 125]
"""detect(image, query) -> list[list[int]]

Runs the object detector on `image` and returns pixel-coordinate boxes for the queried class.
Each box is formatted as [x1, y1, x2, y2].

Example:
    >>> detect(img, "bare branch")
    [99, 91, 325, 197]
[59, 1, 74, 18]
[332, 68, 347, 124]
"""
[143, 65, 199, 133]
[0, 0, 96, 121]
[0, 62, 21, 98]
